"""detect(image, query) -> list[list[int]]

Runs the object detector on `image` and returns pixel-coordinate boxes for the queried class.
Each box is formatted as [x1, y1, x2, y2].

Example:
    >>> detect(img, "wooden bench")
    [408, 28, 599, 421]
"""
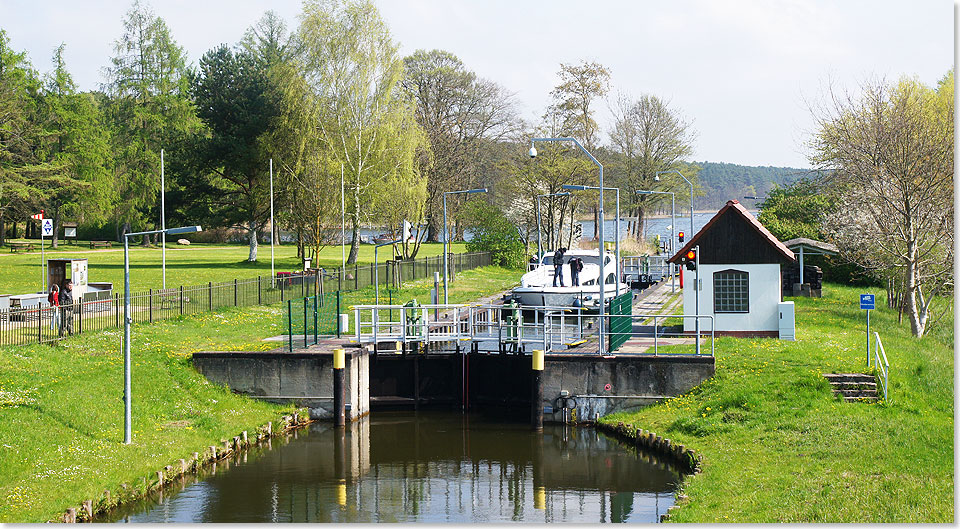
[89, 240, 113, 249]
[7, 242, 34, 253]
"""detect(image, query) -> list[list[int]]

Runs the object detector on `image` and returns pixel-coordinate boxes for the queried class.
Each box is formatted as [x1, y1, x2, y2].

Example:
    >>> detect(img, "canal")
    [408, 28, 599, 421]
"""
[106, 411, 684, 523]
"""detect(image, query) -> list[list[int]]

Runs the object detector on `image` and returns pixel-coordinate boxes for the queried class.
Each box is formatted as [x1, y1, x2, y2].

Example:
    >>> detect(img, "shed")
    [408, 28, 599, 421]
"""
[47, 258, 88, 298]
[668, 200, 796, 338]
[782, 238, 838, 297]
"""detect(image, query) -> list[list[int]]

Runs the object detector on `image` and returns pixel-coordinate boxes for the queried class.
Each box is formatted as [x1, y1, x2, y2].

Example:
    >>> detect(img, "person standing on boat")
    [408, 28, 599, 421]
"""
[552, 247, 566, 287]
[570, 257, 582, 286]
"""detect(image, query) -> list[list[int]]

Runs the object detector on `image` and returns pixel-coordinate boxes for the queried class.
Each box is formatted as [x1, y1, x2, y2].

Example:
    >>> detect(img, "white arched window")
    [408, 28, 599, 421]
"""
[714, 269, 749, 313]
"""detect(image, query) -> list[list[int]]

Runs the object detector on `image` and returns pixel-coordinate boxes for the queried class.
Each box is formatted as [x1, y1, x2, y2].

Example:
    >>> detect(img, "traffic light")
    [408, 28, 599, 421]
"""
[683, 249, 697, 271]
[678, 231, 684, 243]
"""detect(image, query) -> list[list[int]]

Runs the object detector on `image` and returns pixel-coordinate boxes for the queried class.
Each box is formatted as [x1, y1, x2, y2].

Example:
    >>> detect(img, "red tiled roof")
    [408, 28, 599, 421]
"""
[667, 200, 796, 264]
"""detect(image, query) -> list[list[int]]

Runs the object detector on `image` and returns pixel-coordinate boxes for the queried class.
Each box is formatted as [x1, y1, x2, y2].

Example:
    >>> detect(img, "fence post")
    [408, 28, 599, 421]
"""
[208, 282, 213, 310]
[115, 293, 120, 328]
[355, 264, 359, 290]
[77, 299, 82, 334]
[338, 268, 343, 292]
[234, 279, 238, 307]
[258, 276, 262, 305]
[180, 285, 184, 315]
[287, 299, 293, 353]
[149, 288, 153, 323]
[336, 291, 341, 338]
[303, 296, 308, 349]
[313, 294, 318, 344]
[280, 277, 284, 302]
[37, 306, 41, 343]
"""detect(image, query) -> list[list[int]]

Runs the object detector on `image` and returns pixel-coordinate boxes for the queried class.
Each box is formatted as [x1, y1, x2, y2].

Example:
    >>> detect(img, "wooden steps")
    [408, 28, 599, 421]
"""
[823, 373, 879, 402]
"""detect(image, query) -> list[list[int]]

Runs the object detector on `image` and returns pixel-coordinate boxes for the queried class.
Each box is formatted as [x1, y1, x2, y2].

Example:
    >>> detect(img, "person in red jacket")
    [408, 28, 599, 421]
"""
[47, 284, 60, 331]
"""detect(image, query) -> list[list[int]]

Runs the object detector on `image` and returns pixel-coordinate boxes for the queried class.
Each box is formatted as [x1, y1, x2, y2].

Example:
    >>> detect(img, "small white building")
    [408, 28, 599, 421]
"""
[667, 200, 797, 338]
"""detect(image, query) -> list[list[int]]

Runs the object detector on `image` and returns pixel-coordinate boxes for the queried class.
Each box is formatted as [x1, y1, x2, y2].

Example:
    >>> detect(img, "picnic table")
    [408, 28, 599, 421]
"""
[89, 240, 113, 249]
[7, 242, 35, 253]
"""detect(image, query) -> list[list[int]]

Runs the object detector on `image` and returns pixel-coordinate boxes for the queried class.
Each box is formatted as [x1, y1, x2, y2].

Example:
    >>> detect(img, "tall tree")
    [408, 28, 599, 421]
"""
[811, 74, 954, 337]
[401, 49, 517, 249]
[187, 44, 280, 261]
[291, 0, 425, 264]
[608, 93, 697, 240]
[549, 61, 610, 239]
[102, 0, 196, 242]
[36, 45, 114, 248]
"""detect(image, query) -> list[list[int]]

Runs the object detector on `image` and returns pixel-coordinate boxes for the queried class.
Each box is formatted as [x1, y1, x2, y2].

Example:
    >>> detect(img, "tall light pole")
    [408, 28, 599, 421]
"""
[443, 188, 487, 304]
[160, 149, 166, 290]
[123, 225, 202, 445]
[563, 184, 621, 297]
[269, 159, 275, 281]
[637, 190, 676, 293]
[536, 192, 570, 258]
[655, 170, 695, 238]
[529, 137, 606, 353]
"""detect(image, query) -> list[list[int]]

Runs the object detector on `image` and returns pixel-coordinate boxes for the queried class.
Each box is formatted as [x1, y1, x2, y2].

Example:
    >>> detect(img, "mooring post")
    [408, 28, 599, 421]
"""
[333, 348, 345, 427]
[532, 349, 544, 430]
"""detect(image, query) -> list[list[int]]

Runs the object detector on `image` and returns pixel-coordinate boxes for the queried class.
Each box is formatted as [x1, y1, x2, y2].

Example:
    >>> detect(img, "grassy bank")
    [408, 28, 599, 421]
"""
[0, 241, 467, 294]
[0, 265, 521, 522]
[602, 283, 953, 522]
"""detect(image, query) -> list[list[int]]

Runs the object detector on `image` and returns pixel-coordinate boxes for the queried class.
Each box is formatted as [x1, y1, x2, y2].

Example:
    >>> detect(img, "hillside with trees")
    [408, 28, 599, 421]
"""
[694, 161, 810, 209]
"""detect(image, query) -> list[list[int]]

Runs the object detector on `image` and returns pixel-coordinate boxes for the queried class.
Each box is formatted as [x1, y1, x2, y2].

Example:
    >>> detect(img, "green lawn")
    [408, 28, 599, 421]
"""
[0, 265, 520, 522]
[602, 283, 954, 522]
[0, 242, 467, 295]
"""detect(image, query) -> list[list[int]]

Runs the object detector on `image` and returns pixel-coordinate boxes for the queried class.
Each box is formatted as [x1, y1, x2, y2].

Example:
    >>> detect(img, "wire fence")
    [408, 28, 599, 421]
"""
[0, 251, 491, 348]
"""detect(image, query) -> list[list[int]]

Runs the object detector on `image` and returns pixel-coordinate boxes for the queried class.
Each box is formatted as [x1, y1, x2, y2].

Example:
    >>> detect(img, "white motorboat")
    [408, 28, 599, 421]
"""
[511, 249, 629, 309]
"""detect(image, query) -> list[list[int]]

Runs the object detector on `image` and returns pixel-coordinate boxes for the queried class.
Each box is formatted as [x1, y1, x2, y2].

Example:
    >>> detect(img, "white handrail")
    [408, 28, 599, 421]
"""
[873, 331, 889, 400]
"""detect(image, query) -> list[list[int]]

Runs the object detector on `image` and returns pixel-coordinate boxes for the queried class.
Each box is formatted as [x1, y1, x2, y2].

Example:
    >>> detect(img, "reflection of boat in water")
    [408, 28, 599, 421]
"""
[511, 249, 628, 309]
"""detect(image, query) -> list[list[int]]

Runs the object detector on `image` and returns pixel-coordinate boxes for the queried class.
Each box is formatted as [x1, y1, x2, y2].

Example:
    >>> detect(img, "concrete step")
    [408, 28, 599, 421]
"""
[843, 395, 879, 403]
[823, 373, 875, 384]
[829, 381, 877, 390]
[837, 388, 878, 398]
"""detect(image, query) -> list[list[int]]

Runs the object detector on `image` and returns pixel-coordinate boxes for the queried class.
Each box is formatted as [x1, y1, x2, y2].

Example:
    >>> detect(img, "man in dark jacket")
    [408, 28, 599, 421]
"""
[552, 248, 566, 287]
[59, 280, 74, 336]
[570, 257, 582, 286]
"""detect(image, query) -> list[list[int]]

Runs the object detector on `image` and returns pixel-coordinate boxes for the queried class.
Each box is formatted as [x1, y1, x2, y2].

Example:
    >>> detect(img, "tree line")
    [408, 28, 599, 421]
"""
[0, 0, 703, 265]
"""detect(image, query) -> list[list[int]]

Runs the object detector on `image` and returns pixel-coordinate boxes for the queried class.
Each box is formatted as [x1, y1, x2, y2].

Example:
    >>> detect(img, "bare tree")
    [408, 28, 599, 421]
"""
[811, 74, 954, 337]
[608, 93, 696, 240]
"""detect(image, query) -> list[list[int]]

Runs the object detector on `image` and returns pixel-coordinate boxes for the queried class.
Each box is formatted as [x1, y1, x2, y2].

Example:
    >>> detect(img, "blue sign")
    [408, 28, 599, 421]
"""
[860, 294, 875, 310]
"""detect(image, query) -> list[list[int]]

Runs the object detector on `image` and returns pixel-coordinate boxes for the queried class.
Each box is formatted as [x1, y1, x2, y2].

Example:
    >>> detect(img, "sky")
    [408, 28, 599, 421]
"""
[0, 0, 953, 168]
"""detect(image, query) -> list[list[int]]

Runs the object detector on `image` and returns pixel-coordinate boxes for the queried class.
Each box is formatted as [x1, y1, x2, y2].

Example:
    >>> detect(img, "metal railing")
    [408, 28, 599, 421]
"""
[350, 303, 715, 356]
[622, 255, 671, 283]
[870, 331, 889, 400]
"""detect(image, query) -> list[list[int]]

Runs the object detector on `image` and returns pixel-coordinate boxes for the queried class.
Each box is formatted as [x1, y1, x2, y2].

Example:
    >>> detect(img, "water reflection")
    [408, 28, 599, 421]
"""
[109, 412, 682, 523]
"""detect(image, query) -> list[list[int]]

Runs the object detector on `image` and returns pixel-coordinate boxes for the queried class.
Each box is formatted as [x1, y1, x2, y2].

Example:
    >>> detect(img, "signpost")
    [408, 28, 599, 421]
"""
[860, 294, 875, 364]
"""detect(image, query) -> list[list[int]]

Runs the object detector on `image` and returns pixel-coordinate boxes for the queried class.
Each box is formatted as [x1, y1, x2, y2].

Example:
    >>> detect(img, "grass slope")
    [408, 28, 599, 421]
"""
[602, 283, 953, 522]
[0, 265, 520, 522]
[0, 242, 467, 294]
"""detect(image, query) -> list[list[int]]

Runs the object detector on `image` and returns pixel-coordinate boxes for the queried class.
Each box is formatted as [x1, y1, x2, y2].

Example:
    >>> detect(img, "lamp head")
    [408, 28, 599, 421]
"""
[528, 145, 537, 158]
[654, 175, 660, 182]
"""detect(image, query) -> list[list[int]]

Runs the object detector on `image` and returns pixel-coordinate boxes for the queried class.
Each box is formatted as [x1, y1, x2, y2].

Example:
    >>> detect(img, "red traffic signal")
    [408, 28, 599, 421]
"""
[684, 249, 697, 271]
[678, 231, 684, 243]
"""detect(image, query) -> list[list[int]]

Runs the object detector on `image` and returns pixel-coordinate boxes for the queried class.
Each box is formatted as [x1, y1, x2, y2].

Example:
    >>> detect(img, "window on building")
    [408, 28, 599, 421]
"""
[714, 269, 749, 313]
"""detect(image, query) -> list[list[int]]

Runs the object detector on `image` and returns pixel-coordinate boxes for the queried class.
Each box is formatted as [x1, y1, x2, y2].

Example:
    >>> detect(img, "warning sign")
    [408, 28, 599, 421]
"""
[41, 219, 53, 237]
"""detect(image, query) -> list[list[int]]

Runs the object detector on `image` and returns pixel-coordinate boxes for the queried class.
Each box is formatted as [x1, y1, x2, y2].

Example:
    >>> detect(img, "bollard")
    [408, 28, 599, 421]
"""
[531, 349, 544, 430]
[82, 500, 93, 520]
[209, 446, 217, 460]
[242, 430, 248, 445]
[65, 508, 76, 523]
[180, 458, 187, 474]
[333, 348, 346, 427]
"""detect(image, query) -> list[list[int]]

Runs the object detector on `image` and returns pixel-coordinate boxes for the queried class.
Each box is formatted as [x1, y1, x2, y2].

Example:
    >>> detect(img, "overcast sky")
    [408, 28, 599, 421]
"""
[1, 0, 953, 167]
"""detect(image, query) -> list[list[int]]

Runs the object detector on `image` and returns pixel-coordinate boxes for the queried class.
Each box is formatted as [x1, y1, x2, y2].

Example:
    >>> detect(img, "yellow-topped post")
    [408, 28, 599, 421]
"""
[333, 348, 345, 426]
[532, 350, 545, 430]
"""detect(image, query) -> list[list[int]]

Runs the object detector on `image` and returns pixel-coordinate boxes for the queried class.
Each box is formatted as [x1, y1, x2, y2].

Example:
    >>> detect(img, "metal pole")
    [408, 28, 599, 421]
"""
[671, 193, 676, 293]
[443, 193, 449, 305]
[866, 308, 870, 365]
[40, 224, 44, 292]
[270, 159, 275, 282]
[123, 234, 131, 444]
[615, 189, 620, 297]
[695, 244, 700, 356]
[340, 164, 345, 274]
[161, 149, 166, 290]
[375, 244, 380, 306]
[536, 196, 542, 258]
[689, 180, 695, 237]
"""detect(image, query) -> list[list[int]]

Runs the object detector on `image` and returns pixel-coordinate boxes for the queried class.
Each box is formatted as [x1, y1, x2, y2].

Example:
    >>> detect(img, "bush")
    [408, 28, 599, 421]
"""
[462, 200, 526, 269]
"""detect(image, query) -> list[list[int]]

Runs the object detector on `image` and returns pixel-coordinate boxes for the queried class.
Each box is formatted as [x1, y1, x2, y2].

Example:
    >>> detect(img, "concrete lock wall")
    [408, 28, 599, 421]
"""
[541, 355, 715, 422]
[192, 350, 370, 421]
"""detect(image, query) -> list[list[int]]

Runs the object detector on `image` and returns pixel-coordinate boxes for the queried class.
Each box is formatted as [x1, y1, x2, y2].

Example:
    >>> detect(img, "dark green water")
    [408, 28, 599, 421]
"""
[108, 411, 682, 523]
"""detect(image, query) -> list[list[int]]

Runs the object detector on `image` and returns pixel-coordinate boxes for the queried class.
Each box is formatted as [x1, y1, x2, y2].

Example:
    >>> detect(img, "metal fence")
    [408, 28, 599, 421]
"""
[0, 251, 491, 348]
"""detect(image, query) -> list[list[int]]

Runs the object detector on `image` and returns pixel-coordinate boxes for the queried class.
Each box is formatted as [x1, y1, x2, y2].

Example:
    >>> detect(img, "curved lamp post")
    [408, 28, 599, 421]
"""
[123, 225, 202, 444]
[655, 170, 695, 238]
[563, 184, 621, 297]
[529, 137, 607, 353]
[443, 188, 487, 304]
[637, 189, 676, 293]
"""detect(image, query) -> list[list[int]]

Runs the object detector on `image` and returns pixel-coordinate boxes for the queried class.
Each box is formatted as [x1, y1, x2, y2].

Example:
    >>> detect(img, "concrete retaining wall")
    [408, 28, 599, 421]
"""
[192, 349, 370, 421]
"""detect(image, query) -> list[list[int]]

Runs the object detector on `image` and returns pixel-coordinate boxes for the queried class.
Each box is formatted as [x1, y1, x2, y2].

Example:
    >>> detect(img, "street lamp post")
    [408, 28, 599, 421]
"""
[636, 190, 676, 293]
[536, 192, 570, 259]
[123, 225, 202, 445]
[529, 137, 607, 353]
[161, 149, 166, 290]
[443, 188, 487, 305]
[562, 185, 621, 297]
[655, 170, 695, 238]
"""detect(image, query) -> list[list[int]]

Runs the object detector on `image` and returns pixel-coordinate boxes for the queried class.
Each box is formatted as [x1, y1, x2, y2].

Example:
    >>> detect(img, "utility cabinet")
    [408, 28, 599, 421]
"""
[778, 301, 796, 341]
